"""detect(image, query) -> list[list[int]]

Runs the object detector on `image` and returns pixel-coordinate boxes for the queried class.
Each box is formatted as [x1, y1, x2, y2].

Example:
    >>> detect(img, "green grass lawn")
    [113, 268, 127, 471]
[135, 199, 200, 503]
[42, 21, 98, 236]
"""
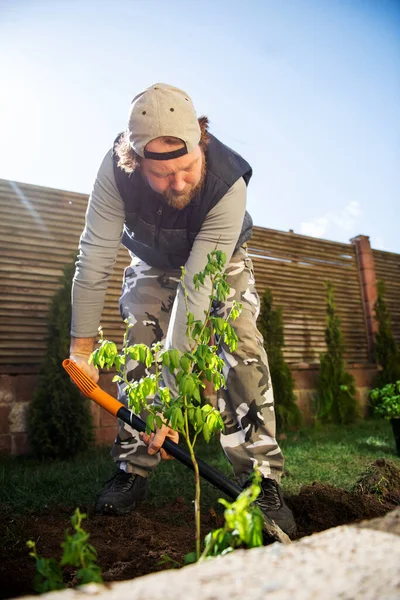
[0, 418, 398, 514]
[279, 418, 400, 494]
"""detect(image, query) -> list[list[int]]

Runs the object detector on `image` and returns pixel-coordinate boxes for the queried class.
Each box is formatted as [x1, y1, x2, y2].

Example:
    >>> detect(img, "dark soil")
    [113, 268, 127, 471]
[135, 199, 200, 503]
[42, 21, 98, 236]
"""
[1, 459, 399, 599]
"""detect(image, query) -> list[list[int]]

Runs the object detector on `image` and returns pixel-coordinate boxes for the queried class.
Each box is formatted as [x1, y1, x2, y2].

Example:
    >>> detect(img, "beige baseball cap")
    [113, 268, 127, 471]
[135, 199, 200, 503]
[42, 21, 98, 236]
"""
[128, 83, 201, 160]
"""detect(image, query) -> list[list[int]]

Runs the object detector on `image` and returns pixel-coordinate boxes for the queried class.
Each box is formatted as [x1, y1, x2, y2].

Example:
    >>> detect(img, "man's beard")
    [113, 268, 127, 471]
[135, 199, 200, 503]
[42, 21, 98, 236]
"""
[162, 153, 206, 210]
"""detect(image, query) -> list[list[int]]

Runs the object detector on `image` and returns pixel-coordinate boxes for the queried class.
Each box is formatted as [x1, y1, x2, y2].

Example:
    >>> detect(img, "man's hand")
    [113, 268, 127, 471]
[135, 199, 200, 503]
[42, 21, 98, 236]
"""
[70, 352, 99, 383]
[139, 424, 179, 460]
[70, 337, 98, 383]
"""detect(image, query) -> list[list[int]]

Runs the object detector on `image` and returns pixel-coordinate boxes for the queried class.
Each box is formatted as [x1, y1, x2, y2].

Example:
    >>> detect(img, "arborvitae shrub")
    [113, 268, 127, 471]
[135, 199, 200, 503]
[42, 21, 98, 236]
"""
[316, 282, 358, 424]
[257, 288, 302, 431]
[374, 280, 400, 387]
[28, 260, 93, 458]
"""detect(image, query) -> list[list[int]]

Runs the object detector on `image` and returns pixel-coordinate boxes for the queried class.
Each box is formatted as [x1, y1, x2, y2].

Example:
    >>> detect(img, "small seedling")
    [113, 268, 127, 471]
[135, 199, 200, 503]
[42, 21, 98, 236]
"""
[198, 470, 264, 561]
[27, 508, 103, 593]
[160, 473, 264, 567]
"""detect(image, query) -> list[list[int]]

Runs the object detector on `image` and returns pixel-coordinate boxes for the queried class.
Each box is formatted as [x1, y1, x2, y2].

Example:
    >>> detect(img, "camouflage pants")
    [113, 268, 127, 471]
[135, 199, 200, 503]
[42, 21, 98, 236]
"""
[111, 246, 284, 484]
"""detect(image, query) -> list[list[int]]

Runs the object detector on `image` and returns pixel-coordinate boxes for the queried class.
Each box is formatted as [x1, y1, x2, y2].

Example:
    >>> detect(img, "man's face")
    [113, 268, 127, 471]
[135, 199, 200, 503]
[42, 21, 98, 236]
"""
[141, 139, 205, 210]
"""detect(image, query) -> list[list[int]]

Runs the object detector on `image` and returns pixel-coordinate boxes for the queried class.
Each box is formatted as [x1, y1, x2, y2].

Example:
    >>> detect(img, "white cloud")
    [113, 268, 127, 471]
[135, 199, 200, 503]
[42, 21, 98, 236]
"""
[300, 201, 362, 239]
[344, 201, 362, 218]
[300, 217, 329, 238]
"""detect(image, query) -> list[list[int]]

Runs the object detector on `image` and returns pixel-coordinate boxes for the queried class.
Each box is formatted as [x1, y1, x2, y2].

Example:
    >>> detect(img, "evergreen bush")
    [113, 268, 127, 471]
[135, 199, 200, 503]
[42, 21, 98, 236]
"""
[374, 280, 400, 387]
[28, 259, 93, 458]
[257, 288, 302, 431]
[316, 282, 358, 424]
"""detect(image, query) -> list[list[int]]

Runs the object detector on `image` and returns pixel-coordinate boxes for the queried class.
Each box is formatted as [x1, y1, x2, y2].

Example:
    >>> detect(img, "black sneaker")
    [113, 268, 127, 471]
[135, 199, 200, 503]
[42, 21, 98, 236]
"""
[256, 478, 297, 539]
[95, 470, 148, 515]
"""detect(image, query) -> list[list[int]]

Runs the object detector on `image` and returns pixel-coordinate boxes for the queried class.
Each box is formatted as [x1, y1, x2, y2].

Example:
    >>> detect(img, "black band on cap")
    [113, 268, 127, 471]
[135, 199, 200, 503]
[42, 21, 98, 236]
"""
[143, 146, 188, 160]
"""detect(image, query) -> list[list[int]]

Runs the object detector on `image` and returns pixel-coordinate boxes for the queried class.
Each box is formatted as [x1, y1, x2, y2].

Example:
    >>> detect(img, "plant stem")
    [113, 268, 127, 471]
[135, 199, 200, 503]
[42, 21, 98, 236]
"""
[122, 327, 129, 386]
[183, 402, 201, 560]
[181, 271, 195, 352]
[198, 524, 228, 562]
[192, 275, 216, 354]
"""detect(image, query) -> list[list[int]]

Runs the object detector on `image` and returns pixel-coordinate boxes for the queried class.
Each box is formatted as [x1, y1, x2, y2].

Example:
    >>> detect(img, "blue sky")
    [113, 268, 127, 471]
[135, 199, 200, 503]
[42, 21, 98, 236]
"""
[1, 0, 399, 252]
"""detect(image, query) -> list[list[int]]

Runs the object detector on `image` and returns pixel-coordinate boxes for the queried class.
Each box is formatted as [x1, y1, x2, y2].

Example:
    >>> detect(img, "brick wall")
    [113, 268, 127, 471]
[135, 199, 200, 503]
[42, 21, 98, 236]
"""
[0, 372, 119, 454]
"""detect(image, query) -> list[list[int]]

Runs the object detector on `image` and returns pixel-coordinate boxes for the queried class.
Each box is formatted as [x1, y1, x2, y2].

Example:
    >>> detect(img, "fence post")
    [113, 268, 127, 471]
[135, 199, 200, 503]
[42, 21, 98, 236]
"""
[350, 235, 378, 362]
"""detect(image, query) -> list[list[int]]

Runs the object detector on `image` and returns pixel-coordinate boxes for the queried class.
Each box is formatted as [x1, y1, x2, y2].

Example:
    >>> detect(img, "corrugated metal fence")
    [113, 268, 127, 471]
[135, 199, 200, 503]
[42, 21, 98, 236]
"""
[0, 177, 394, 369]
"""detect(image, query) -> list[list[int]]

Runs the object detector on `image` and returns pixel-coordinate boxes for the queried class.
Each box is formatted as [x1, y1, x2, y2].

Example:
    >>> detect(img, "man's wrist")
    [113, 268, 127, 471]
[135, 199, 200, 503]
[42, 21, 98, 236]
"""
[70, 337, 96, 355]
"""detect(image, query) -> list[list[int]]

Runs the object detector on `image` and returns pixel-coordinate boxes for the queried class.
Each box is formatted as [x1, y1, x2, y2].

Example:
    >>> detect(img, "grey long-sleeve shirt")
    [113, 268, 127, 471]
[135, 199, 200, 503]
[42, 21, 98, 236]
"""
[72, 149, 247, 356]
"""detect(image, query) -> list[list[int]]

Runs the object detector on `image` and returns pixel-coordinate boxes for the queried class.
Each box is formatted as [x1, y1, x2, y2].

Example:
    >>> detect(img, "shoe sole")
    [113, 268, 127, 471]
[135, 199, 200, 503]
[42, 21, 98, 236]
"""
[99, 500, 138, 515]
[261, 511, 298, 540]
[285, 525, 298, 539]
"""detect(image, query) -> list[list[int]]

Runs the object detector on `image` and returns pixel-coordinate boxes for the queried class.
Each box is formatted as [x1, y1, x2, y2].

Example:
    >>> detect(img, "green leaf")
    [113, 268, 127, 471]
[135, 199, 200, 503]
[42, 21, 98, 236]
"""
[77, 565, 103, 584]
[145, 348, 153, 368]
[146, 413, 155, 434]
[129, 346, 139, 361]
[202, 422, 211, 442]
[197, 358, 205, 371]
[195, 406, 203, 426]
[170, 406, 184, 431]
[141, 376, 156, 398]
[187, 407, 195, 423]
[230, 301, 242, 322]
[192, 384, 201, 403]
[205, 263, 216, 275]
[176, 407, 185, 430]
[215, 250, 226, 268]
[180, 355, 190, 373]
[224, 323, 238, 352]
[168, 349, 180, 372]
[205, 368, 213, 382]
[152, 340, 162, 354]
[213, 371, 222, 390]
[170, 407, 179, 430]
[163, 406, 172, 425]
[192, 322, 203, 338]
[159, 387, 171, 405]
[211, 317, 226, 335]
[202, 326, 211, 344]
[201, 404, 213, 417]
[179, 374, 195, 396]
[184, 552, 197, 565]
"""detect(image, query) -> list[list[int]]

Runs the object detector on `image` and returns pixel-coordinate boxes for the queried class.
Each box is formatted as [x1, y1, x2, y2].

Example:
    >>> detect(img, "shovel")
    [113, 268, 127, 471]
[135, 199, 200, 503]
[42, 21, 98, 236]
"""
[62, 359, 290, 543]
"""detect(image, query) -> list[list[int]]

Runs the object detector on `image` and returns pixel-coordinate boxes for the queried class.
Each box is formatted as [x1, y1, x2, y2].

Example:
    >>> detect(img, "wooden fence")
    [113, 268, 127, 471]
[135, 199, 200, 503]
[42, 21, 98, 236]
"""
[0, 177, 396, 370]
[0, 179, 129, 367]
[373, 249, 400, 346]
[249, 228, 368, 364]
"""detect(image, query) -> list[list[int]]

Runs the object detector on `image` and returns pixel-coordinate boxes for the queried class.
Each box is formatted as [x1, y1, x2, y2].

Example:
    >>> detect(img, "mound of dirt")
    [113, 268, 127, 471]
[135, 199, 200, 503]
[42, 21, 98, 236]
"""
[353, 458, 400, 505]
[287, 483, 391, 538]
[287, 459, 400, 538]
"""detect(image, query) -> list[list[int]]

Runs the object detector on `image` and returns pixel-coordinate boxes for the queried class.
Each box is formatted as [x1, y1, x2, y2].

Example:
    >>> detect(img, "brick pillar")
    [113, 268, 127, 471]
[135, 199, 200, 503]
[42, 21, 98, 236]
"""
[351, 235, 378, 361]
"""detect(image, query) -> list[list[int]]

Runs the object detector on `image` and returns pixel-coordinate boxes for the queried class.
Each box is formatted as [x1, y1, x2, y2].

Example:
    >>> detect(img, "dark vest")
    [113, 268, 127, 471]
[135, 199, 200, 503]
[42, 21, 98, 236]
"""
[112, 133, 253, 269]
